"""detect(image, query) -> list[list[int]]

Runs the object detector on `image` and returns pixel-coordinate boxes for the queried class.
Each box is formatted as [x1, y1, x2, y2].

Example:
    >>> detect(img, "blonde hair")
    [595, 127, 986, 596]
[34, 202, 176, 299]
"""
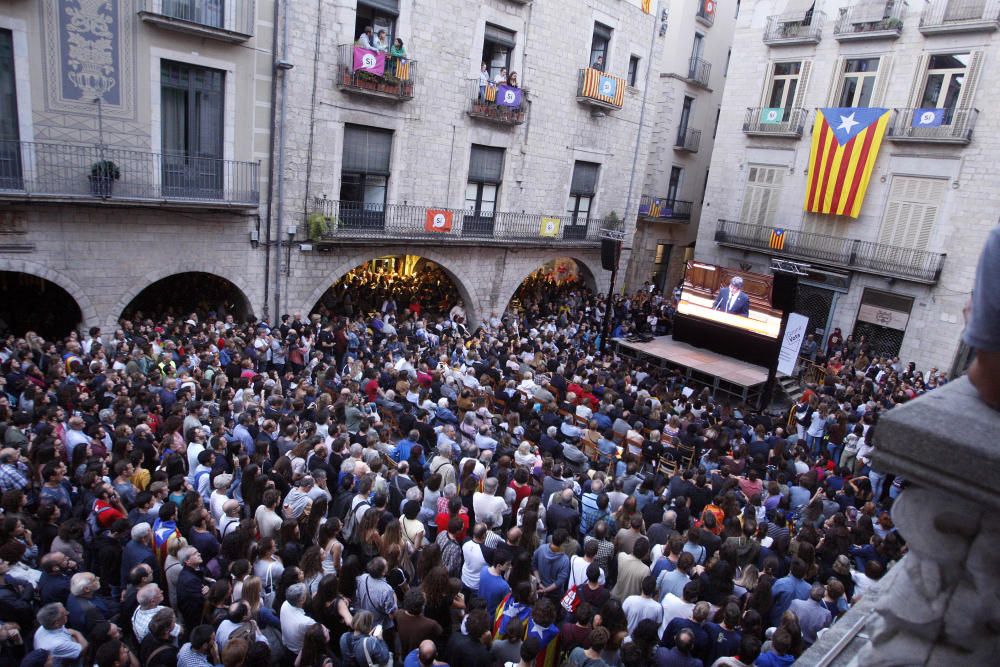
[167, 536, 188, 558]
[242, 576, 263, 615]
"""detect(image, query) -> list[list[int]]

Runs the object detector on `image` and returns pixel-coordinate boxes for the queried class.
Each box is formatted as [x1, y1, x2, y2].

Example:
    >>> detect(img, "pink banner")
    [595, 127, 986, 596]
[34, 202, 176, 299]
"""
[352, 47, 385, 76]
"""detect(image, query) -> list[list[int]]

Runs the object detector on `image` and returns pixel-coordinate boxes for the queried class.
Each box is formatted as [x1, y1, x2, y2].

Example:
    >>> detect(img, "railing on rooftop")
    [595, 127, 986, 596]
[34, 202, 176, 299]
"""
[638, 196, 693, 222]
[920, 0, 1000, 33]
[743, 107, 808, 137]
[137, 0, 255, 41]
[674, 127, 702, 153]
[687, 56, 712, 88]
[336, 44, 416, 101]
[887, 107, 979, 144]
[763, 11, 826, 44]
[0, 140, 259, 207]
[307, 198, 619, 246]
[466, 79, 527, 126]
[714, 219, 947, 284]
[834, 0, 905, 40]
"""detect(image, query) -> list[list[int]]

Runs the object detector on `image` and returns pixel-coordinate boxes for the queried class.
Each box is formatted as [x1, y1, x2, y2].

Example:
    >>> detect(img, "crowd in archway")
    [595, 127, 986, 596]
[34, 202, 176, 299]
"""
[0, 276, 943, 667]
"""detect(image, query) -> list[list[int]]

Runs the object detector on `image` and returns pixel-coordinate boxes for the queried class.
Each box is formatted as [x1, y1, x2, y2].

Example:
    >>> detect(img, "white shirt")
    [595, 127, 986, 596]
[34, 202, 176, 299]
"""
[659, 593, 695, 637]
[461, 540, 488, 591]
[569, 555, 605, 588]
[727, 291, 738, 312]
[473, 492, 507, 523]
[622, 594, 663, 634]
[33, 626, 83, 666]
[280, 602, 313, 653]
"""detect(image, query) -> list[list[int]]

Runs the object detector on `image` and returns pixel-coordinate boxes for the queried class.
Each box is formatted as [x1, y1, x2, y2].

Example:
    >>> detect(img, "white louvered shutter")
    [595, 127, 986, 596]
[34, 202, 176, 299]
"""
[741, 165, 785, 227]
[878, 176, 945, 251]
[826, 57, 846, 106]
[872, 54, 892, 106]
[956, 50, 984, 110]
[906, 54, 931, 107]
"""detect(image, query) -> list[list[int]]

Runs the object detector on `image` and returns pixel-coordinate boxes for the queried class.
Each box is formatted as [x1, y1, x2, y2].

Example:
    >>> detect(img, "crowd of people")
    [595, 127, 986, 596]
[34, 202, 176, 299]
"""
[0, 275, 942, 667]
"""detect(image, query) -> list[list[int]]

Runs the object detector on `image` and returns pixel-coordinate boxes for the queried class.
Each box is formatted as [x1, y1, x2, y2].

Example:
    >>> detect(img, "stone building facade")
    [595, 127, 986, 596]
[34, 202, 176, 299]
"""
[697, 0, 1000, 373]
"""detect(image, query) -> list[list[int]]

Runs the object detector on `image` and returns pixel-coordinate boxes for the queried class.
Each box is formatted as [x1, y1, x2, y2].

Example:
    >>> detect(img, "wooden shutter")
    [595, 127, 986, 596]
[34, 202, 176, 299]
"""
[825, 57, 845, 106]
[957, 50, 984, 109]
[741, 165, 784, 227]
[878, 176, 945, 251]
[905, 54, 931, 107]
[793, 60, 812, 110]
[872, 54, 892, 106]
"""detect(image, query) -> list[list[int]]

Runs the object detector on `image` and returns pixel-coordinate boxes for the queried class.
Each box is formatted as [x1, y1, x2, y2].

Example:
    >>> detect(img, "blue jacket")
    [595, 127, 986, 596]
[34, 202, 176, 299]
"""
[770, 574, 811, 626]
[532, 544, 569, 591]
[755, 650, 796, 666]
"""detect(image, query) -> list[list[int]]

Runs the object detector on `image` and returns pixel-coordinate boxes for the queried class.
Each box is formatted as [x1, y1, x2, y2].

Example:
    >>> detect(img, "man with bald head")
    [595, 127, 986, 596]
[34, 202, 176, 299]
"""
[403, 639, 448, 667]
[219, 500, 241, 538]
[547, 487, 581, 536]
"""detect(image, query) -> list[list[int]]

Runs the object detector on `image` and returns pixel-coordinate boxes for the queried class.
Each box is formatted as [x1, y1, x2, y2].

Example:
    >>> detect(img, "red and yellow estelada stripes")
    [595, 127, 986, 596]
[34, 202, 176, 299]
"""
[579, 68, 624, 108]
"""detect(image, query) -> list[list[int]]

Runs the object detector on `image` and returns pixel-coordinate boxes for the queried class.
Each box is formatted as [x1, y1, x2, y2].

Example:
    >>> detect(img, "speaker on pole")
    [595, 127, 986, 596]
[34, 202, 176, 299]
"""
[771, 273, 798, 312]
[601, 239, 620, 271]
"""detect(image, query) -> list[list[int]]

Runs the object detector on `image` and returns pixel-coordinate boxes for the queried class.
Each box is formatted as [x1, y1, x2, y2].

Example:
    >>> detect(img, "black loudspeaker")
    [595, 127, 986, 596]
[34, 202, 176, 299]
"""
[601, 239, 620, 271]
[772, 273, 798, 311]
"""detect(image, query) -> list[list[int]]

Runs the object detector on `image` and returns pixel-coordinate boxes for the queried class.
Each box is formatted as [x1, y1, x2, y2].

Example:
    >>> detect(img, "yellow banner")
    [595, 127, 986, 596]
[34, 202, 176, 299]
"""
[540, 217, 560, 237]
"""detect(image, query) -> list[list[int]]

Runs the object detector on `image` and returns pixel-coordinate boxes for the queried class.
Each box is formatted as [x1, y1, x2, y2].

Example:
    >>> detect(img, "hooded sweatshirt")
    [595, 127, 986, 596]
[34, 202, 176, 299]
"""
[532, 543, 570, 591]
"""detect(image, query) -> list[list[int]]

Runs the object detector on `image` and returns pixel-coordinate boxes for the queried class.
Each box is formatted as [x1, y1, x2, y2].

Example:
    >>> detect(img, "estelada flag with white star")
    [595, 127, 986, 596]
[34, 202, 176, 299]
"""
[804, 107, 889, 219]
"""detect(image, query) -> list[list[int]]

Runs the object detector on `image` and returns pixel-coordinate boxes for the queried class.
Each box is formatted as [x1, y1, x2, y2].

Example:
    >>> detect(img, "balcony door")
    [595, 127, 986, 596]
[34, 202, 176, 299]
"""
[162, 0, 223, 28]
[341, 124, 393, 230]
[919, 53, 968, 125]
[566, 161, 599, 239]
[766, 61, 802, 119]
[161, 60, 225, 199]
[464, 145, 504, 237]
[677, 96, 693, 146]
[590, 23, 612, 70]
[667, 166, 682, 206]
[0, 29, 21, 191]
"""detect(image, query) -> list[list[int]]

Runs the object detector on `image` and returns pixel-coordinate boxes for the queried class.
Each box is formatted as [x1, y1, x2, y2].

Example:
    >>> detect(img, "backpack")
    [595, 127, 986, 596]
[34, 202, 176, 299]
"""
[84, 503, 115, 546]
[343, 499, 370, 544]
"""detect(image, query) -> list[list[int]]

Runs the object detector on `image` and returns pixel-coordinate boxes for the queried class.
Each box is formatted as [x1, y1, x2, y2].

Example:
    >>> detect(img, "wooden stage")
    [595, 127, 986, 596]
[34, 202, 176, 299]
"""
[614, 335, 770, 404]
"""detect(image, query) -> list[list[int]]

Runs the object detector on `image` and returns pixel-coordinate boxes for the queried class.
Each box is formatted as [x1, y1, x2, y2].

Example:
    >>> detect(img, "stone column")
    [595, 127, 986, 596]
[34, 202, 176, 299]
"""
[849, 377, 1000, 666]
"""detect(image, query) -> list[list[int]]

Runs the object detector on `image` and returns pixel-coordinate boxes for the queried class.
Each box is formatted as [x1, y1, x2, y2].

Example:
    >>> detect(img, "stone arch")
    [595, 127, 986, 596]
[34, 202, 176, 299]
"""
[299, 247, 483, 326]
[494, 254, 603, 317]
[106, 265, 257, 331]
[0, 257, 99, 333]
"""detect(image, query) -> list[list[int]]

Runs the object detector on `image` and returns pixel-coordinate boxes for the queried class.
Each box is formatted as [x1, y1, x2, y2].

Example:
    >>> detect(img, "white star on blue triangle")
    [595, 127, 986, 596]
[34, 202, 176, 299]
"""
[822, 107, 888, 145]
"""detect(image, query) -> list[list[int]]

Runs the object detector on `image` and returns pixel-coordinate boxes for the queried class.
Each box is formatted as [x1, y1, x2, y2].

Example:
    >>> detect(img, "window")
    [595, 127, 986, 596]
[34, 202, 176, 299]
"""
[691, 33, 705, 62]
[654, 243, 668, 264]
[836, 58, 880, 108]
[766, 61, 802, 116]
[161, 0, 222, 28]
[627, 56, 639, 87]
[161, 60, 225, 197]
[712, 108, 720, 139]
[677, 96, 694, 145]
[920, 53, 968, 116]
[566, 161, 599, 237]
[740, 164, 784, 227]
[0, 29, 21, 189]
[702, 168, 710, 204]
[354, 0, 398, 46]
[590, 23, 612, 71]
[482, 24, 516, 82]
[465, 145, 504, 236]
[667, 167, 683, 203]
[725, 49, 732, 77]
[341, 125, 393, 228]
[878, 176, 945, 251]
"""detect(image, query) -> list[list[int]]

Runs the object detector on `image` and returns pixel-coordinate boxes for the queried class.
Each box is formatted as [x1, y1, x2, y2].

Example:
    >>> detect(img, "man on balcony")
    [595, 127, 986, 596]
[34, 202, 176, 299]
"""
[712, 277, 751, 317]
[357, 26, 375, 50]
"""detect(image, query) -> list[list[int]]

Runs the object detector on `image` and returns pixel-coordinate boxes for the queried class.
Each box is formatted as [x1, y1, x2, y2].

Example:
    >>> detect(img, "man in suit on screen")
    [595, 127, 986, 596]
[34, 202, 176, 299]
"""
[712, 276, 751, 317]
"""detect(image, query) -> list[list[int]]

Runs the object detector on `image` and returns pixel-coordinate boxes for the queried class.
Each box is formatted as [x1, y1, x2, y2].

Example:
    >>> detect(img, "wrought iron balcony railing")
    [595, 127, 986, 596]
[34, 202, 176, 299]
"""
[466, 79, 527, 126]
[714, 220, 946, 284]
[336, 45, 416, 101]
[687, 57, 712, 88]
[743, 107, 808, 137]
[674, 128, 702, 153]
[0, 140, 259, 207]
[638, 196, 693, 222]
[763, 11, 826, 44]
[887, 107, 978, 144]
[834, 0, 905, 40]
[920, 0, 1000, 33]
[577, 68, 625, 110]
[306, 198, 619, 246]
[137, 0, 255, 42]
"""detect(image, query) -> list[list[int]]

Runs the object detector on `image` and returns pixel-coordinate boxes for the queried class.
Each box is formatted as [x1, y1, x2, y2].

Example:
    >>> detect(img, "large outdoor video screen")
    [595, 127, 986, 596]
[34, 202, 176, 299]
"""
[676, 261, 783, 339]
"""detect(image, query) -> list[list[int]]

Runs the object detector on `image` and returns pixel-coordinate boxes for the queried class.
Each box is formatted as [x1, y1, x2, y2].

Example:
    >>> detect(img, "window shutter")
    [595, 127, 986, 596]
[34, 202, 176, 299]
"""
[792, 61, 812, 110]
[593, 22, 613, 40]
[484, 24, 516, 48]
[825, 57, 845, 106]
[342, 125, 393, 174]
[906, 54, 931, 107]
[571, 161, 600, 195]
[878, 176, 944, 251]
[358, 0, 400, 17]
[872, 55, 892, 106]
[741, 166, 784, 227]
[957, 50, 984, 109]
[469, 145, 505, 183]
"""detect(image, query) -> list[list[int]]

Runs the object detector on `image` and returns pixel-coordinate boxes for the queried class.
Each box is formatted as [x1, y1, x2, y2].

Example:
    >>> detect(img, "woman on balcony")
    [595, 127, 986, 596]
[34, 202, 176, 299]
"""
[389, 38, 408, 79]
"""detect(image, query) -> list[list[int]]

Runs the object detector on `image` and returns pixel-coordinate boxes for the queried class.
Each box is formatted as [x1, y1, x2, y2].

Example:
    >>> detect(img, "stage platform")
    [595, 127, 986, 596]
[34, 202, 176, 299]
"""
[614, 335, 769, 405]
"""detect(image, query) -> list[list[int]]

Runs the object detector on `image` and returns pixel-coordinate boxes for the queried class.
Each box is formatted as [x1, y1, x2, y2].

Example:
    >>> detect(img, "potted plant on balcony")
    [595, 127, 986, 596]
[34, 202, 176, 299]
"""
[89, 159, 120, 198]
[307, 212, 338, 241]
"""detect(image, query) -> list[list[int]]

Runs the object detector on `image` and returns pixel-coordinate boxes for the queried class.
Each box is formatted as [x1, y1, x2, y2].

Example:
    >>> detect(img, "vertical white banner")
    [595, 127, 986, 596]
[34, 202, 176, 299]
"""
[777, 312, 810, 375]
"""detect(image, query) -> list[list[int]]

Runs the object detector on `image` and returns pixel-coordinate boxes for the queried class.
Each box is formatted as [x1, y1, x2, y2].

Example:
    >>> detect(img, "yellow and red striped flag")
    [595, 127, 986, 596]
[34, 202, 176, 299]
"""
[642, 0, 652, 14]
[804, 107, 889, 219]
[769, 228, 786, 251]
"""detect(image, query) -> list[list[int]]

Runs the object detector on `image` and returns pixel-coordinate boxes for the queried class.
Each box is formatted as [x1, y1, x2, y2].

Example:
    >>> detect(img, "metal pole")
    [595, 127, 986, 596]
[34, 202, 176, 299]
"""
[600, 241, 620, 354]
[274, 0, 290, 320]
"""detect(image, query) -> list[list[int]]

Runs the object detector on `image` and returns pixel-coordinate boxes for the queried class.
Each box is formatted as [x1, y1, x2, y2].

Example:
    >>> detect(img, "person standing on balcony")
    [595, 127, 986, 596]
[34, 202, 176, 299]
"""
[478, 63, 490, 101]
[592, 55, 605, 72]
[374, 29, 390, 53]
[494, 68, 508, 86]
[507, 72, 520, 89]
[389, 38, 407, 79]
[357, 26, 375, 50]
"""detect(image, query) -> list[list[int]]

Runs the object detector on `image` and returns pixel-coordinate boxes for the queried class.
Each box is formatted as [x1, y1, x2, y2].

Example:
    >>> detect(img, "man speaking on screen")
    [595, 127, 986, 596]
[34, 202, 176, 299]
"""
[712, 276, 751, 317]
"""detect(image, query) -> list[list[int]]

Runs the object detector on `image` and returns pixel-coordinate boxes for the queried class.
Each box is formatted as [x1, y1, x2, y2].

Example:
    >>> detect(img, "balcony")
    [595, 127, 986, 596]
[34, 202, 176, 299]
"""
[576, 68, 625, 111]
[674, 128, 702, 153]
[742, 107, 808, 138]
[305, 199, 619, 248]
[696, 4, 715, 27]
[763, 12, 826, 45]
[0, 140, 259, 208]
[714, 220, 947, 284]
[887, 107, 978, 144]
[466, 79, 527, 126]
[920, 0, 1000, 34]
[137, 0, 255, 43]
[336, 45, 416, 101]
[687, 57, 712, 89]
[638, 196, 693, 222]
[835, 0, 905, 40]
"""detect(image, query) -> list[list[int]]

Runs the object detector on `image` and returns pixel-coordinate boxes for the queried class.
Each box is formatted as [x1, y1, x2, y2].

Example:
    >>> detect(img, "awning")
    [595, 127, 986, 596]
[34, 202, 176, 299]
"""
[851, 0, 890, 24]
[782, 0, 815, 22]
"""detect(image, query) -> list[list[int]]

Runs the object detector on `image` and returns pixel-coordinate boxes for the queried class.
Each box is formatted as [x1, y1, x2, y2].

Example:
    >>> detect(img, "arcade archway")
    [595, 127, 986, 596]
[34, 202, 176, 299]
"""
[120, 272, 252, 322]
[508, 257, 598, 311]
[0, 271, 83, 338]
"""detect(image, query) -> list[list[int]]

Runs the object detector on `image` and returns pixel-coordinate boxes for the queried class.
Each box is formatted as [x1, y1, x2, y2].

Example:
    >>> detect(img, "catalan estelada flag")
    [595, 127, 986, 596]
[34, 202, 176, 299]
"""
[642, 0, 652, 13]
[579, 68, 625, 108]
[493, 594, 530, 637]
[804, 107, 889, 219]
[769, 228, 786, 250]
[526, 619, 560, 667]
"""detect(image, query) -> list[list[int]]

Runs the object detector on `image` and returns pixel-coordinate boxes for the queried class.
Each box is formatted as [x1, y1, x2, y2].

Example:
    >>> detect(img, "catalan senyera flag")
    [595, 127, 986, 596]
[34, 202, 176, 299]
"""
[580, 68, 625, 108]
[642, 0, 652, 14]
[394, 58, 411, 81]
[804, 107, 889, 219]
[769, 228, 786, 251]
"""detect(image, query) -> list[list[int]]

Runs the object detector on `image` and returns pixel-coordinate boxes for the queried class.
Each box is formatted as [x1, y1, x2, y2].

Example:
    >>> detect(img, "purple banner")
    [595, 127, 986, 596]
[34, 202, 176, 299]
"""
[352, 47, 385, 76]
[496, 85, 523, 108]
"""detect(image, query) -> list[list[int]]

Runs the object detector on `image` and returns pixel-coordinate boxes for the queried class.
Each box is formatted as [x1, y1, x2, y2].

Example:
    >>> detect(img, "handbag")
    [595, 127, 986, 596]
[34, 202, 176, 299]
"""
[560, 556, 582, 614]
[361, 636, 391, 667]
[262, 561, 276, 609]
